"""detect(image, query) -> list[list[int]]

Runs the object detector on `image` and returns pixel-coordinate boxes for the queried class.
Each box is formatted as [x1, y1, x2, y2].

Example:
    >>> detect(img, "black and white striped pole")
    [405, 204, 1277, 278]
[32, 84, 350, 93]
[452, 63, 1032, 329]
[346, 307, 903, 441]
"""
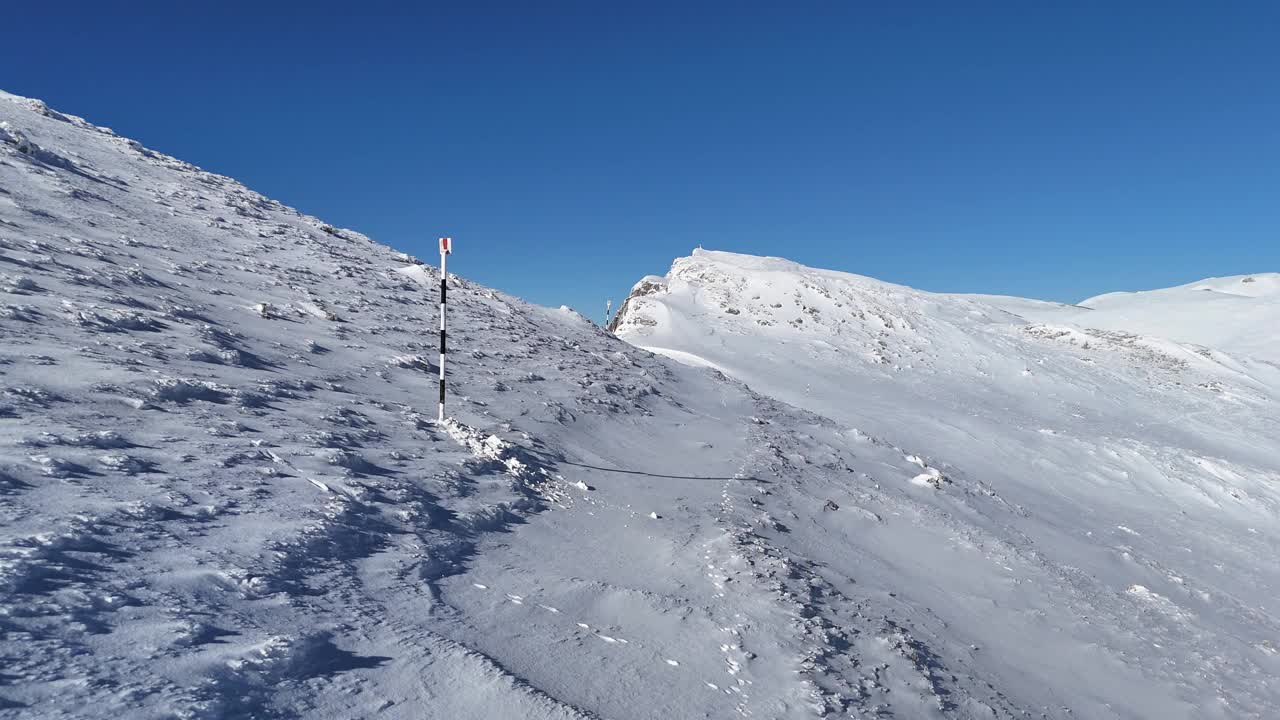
[437, 236, 453, 423]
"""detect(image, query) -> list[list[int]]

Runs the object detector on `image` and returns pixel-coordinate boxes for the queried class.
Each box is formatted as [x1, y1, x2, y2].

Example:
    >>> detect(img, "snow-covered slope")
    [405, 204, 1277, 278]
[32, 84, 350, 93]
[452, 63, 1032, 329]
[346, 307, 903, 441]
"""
[0, 93, 1104, 719]
[615, 249, 1280, 718]
[967, 273, 1280, 366]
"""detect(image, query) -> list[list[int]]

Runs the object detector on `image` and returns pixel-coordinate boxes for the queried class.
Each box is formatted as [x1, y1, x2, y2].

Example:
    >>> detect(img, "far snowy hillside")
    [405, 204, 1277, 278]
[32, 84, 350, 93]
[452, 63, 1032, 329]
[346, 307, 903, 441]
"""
[968, 272, 1280, 365]
[615, 248, 1280, 718]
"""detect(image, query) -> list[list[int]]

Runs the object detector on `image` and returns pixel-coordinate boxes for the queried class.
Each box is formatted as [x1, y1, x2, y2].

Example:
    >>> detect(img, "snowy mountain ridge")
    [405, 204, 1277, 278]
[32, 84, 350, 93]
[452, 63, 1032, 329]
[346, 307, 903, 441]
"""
[0, 91, 1070, 719]
[2, 88, 1279, 720]
[614, 249, 1280, 718]
[1083, 271, 1280, 303]
[968, 275, 1280, 370]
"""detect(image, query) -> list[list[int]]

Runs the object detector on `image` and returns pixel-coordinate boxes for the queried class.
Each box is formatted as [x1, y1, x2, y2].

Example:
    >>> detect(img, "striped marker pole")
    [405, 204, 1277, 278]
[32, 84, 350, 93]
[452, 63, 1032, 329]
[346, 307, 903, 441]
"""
[437, 236, 453, 423]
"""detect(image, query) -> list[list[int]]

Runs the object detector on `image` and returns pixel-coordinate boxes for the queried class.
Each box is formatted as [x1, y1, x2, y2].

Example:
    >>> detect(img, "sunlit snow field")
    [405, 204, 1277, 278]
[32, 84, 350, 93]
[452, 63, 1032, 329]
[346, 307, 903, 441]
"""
[2, 91, 1278, 719]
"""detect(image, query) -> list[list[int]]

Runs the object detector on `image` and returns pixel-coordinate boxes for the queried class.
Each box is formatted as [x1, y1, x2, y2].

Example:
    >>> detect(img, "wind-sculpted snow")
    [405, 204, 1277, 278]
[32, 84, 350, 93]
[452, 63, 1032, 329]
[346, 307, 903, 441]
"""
[0, 91, 1085, 719]
[6, 88, 1280, 719]
[616, 249, 1280, 718]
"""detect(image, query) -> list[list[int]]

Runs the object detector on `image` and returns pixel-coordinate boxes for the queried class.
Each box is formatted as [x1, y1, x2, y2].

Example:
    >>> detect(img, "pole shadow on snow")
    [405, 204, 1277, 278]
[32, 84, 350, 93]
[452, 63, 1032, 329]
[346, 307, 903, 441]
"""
[514, 446, 766, 483]
[556, 459, 766, 483]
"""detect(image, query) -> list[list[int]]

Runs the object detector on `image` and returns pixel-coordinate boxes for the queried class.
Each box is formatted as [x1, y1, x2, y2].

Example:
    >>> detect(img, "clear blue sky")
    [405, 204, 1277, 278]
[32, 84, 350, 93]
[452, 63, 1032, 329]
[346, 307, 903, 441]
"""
[6, 1, 1278, 314]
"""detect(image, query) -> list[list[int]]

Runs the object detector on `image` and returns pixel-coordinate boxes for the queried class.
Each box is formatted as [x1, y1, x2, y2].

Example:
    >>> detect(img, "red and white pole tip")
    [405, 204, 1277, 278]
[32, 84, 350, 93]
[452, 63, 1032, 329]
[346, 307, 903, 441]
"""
[439, 237, 453, 255]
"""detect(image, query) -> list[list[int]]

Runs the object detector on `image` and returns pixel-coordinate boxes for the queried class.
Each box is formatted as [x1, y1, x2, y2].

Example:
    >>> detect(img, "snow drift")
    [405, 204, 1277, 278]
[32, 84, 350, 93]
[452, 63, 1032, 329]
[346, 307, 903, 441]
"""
[614, 249, 1280, 718]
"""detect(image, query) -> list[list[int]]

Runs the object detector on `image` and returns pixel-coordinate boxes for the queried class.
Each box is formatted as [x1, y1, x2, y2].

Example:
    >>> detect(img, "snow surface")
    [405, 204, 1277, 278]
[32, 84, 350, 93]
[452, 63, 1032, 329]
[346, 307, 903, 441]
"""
[966, 272, 1280, 366]
[2, 88, 1278, 720]
[0, 92, 1042, 719]
[615, 249, 1280, 719]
